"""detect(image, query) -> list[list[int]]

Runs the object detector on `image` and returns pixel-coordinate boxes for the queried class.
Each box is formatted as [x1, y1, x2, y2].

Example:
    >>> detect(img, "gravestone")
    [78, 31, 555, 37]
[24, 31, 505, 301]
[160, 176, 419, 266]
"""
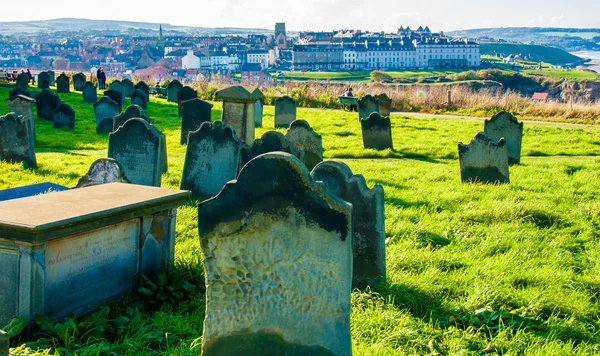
[180, 98, 212, 144]
[216, 86, 264, 145]
[113, 104, 154, 131]
[274, 95, 297, 128]
[72, 72, 86, 91]
[197, 152, 352, 356]
[0, 182, 70, 202]
[6, 95, 35, 140]
[122, 78, 134, 97]
[181, 121, 243, 199]
[358, 94, 380, 121]
[241, 131, 304, 167]
[0, 113, 36, 167]
[312, 160, 386, 288]
[75, 158, 128, 188]
[134, 81, 150, 103]
[82, 81, 97, 103]
[377, 93, 392, 117]
[167, 79, 183, 102]
[109, 81, 126, 102]
[94, 96, 119, 134]
[104, 89, 123, 112]
[56, 73, 70, 93]
[131, 89, 148, 109]
[35, 88, 61, 121]
[108, 118, 164, 187]
[361, 112, 393, 150]
[47, 71, 55, 86]
[177, 86, 198, 116]
[484, 111, 523, 165]
[254, 99, 263, 127]
[53, 103, 75, 129]
[0, 329, 7, 356]
[16, 72, 30, 89]
[9, 85, 30, 98]
[37, 71, 50, 89]
[285, 120, 322, 170]
[458, 132, 510, 184]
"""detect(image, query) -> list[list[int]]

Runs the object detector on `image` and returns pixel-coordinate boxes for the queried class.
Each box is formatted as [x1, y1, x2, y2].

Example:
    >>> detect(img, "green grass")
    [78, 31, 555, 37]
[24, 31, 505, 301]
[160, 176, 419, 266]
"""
[2, 85, 600, 355]
[522, 69, 599, 80]
[542, 31, 600, 40]
[480, 43, 584, 65]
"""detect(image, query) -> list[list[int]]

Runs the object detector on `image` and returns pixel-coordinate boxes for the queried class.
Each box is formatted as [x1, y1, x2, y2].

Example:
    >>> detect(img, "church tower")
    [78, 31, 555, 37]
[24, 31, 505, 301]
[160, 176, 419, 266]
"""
[157, 24, 165, 56]
[274, 22, 288, 50]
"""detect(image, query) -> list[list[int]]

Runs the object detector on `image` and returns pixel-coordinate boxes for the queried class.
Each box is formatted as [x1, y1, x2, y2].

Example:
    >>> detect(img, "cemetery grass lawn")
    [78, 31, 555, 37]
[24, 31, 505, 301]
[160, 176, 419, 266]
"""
[2, 86, 600, 355]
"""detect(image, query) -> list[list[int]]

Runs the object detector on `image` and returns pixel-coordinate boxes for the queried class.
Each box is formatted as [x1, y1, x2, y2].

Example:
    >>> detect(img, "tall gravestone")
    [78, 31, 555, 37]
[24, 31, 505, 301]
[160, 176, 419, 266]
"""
[134, 81, 150, 103]
[113, 104, 154, 131]
[72, 72, 86, 91]
[286, 119, 322, 170]
[180, 98, 212, 144]
[312, 160, 386, 288]
[56, 73, 70, 93]
[16, 72, 30, 90]
[36, 88, 61, 121]
[47, 71, 55, 86]
[254, 99, 263, 127]
[358, 94, 380, 121]
[377, 93, 392, 117]
[6, 95, 35, 140]
[181, 121, 243, 199]
[37, 71, 50, 89]
[104, 89, 123, 112]
[167, 80, 183, 102]
[177, 86, 198, 116]
[122, 78, 134, 97]
[484, 111, 523, 165]
[361, 112, 393, 150]
[197, 152, 352, 356]
[94, 96, 119, 134]
[109, 81, 126, 102]
[241, 131, 304, 167]
[0, 113, 36, 167]
[274, 95, 297, 128]
[82, 82, 97, 103]
[458, 132, 510, 184]
[131, 89, 148, 109]
[9, 86, 30, 98]
[53, 103, 75, 129]
[75, 158, 128, 188]
[108, 118, 164, 187]
[216, 86, 263, 145]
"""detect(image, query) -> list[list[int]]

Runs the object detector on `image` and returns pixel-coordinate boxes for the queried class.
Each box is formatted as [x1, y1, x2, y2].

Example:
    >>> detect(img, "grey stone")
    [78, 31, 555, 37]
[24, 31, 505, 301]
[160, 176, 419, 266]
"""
[274, 95, 297, 128]
[181, 121, 243, 199]
[484, 111, 523, 165]
[458, 132, 510, 184]
[56, 73, 70, 93]
[16, 72, 30, 90]
[103, 89, 123, 112]
[0, 113, 36, 167]
[361, 112, 393, 150]
[216, 86, 264, 145]
[286, 119, 322, 170]
[177, 86, 198, 116]
[53, 103, 75, 129]
[312, 160, 386, 288]
[72, 73, 86, 91]
[241, 131, 304, 167]
[122, 78, 134, 97]
[377, 93, 392, 117]
[6, 95, 35, 140]
[0, 182, 70, 202]
[94, 97, 119, 134]
[9, 86, 30, 98]
[181, 98, 212, 144]
[109, 81, 126, 102]
[254, 100, 263, 127]
[108, 118, 164, 187]
[134, 81, 150, 103]
[131, 89, 148, 109]
[75, 158, 128, 188]
[197, 152, 352, 356]
[167, 80, 183, 102]
[113, 104, 154, 131]
[47, 71, 55, 86]
[35, 88, 61, 121]
[82, 82, 97, 103]
[358, 94, 380, 121]
[0, 329, 8, 355]
[37, 71, 50, 89]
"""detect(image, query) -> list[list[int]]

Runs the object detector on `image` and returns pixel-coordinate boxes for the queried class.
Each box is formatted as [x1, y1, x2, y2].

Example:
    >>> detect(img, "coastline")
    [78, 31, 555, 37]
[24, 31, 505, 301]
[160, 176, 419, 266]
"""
[571, 51, 600, 72]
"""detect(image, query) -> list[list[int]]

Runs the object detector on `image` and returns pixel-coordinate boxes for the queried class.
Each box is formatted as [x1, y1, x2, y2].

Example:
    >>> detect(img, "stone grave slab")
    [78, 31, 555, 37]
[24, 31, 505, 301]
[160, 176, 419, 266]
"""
[47, 71, 55, 86]
[16, 72, 29, 90]
[112, 104, 154, 131]
[72, 73, 86, 91]
[134, 81, 150, 103]
[0, 182, 70, 202]
[35, 89, 61, 121]
[286, 119, 322, 170]
[377, 93, 392, 117]
[37, 71, 50, 89]
[180, 98, 212, 144]
[56, 73, 70, 93]
[167, 79, 183, 102]
[94, 96, 119, 134]
[9, 86, 30, 98]
[274, 95, 297, 128]
[6, 95, 35, 140]
[109, 80, 125, 102]
[484, 111, 523, 165]
[177, 86, 198, 116]
[216, 86, 264, 145]
[458, 132, 510, 184]
[82, 82, 97, 103]
[52, 103, 75, 129]
[358, 94, 380, 121]
[131, 89, 148, 109]
[75, 158, 128, 188]
[254, 99, 263, 127]
[361, 112, 393, 150]
[122, 78, 134, 97]
[0, 113, 36, 167]
[103, 89, 123, 112]
[241, 131, 304, 168]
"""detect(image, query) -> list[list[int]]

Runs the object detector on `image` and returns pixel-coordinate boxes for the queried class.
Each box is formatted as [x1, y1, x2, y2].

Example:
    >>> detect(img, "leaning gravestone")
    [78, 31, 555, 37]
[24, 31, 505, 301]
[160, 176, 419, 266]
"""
[109, 81, 126, 102]
[36, 88, 61, 121]
[122, 78, 134, 97]
[177, 86, 198, 116]
[215, 86, 263, 145]
[167, 79, 183, 102]
[72, 72, 86, 91]
[312, 160, 386, 288]
[37, 71, 50, 89]
[131, 89, 148, 109]
[134, 81, 150, 103]
[47, 71, 55, 86]
[53, 103, 75, 129]
[377, 93, 392, 117]
[108, 118, 164, 187]
[6, 94, 35, 140]
[274, 95, 297, 128]
[0, 113, 36, 167]
[75, 158, 128, 188]
[9, 85, 30, 98]
[358, 94, 380, 121]
[361, 112, 393, 150]
[94, 96, 119, 134]
[104, 89, 123, 112]
[484, 111, 523, 165]
[286, 119, 322, 170]
[181, 121, 243, 199]
[241, 131, 304, 167]
[82, 82, 97, 103]
[56, 73, 70, 93]
[458, 132, 510, 184]
[254, 99, 263, 127]
[180, 98, 212, 144]
[16, 72, 30, 90]
[197, 152, 352, 356]
[113, 104, 154, 131]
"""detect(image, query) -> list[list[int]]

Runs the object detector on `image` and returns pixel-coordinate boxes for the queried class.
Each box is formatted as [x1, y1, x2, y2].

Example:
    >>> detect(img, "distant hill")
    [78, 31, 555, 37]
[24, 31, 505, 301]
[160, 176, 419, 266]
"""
[480, 43, 584, 65]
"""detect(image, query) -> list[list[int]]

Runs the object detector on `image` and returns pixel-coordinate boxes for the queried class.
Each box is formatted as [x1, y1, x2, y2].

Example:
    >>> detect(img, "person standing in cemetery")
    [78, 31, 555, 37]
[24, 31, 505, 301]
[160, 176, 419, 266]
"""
[98, 67, 107, 89]
[26, 68, 34, 84]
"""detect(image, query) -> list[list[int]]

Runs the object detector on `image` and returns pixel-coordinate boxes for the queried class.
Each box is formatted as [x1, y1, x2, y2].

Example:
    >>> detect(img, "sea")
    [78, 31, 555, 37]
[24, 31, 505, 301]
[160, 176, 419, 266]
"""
[571, 51, 600, 72]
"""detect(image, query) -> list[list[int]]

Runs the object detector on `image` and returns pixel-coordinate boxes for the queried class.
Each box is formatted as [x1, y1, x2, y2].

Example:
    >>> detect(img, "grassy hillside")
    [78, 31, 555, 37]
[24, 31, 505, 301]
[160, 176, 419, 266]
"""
[480, 43, 584, 65]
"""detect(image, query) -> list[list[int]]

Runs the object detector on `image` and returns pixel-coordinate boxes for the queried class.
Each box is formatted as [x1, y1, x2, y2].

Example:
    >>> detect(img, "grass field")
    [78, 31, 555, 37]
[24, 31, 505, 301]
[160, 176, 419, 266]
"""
[2, 85, 600, 355]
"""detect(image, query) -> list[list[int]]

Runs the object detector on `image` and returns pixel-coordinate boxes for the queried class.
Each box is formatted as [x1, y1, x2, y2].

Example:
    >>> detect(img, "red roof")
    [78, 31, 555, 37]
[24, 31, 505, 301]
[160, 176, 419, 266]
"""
[532, 93, 549, 101]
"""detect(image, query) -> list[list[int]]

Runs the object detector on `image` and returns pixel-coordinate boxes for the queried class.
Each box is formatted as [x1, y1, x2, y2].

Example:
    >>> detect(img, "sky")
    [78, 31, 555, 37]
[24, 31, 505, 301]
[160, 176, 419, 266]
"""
[1, 0, 598, 32]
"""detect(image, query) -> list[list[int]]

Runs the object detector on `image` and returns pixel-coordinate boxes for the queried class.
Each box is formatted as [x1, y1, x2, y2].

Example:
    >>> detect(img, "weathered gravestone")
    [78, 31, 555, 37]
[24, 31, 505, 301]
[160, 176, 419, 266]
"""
[47, 71, 55, 86]
[216, 86, 264, 145]
[122, 78, 134, 97]
[177, 86, 198, 116]
[94, 96, 119, 134]
[286, 120, 322, 170]
[197, 152, 353, 356]
[9, 85, 30, 98]
[458, 132, 510, 184]
[0, 329, 7, 356]
[6, 95, 35, 140]
[0, 113, 36, 167]
[484, 111, 523, 165]
[108, 118, 164, 187]
[82, 81, 97, 103]
[131, 89, 147, 109]
[134, 81, 150, 103]
[75, 158, 128, 188]
[254, 99, 263, 127]
[377, 93, 392, 117]
[104, 89, 123, 112]
[312, 160, 386, 288]
[109, 81, 126, 102]
[72, 72, 86, 91]
[37, 71, 50, 89]
[358, 94, 380, 121]
[56, 73, 70, 93]
[181, 121, 243, 199]
[167, 79, 183, 102]
[361, 112, 393, 150]
[241, 131, 305, 168]
[112, 104, 154, 131]
[53, 103, 75, 129]
[0, 182, 70, 202]
[36, 88, 61, 121]
[274, 95, 297, 128]
[180, 98, 212, 144]
[16, 72, 30, 90]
